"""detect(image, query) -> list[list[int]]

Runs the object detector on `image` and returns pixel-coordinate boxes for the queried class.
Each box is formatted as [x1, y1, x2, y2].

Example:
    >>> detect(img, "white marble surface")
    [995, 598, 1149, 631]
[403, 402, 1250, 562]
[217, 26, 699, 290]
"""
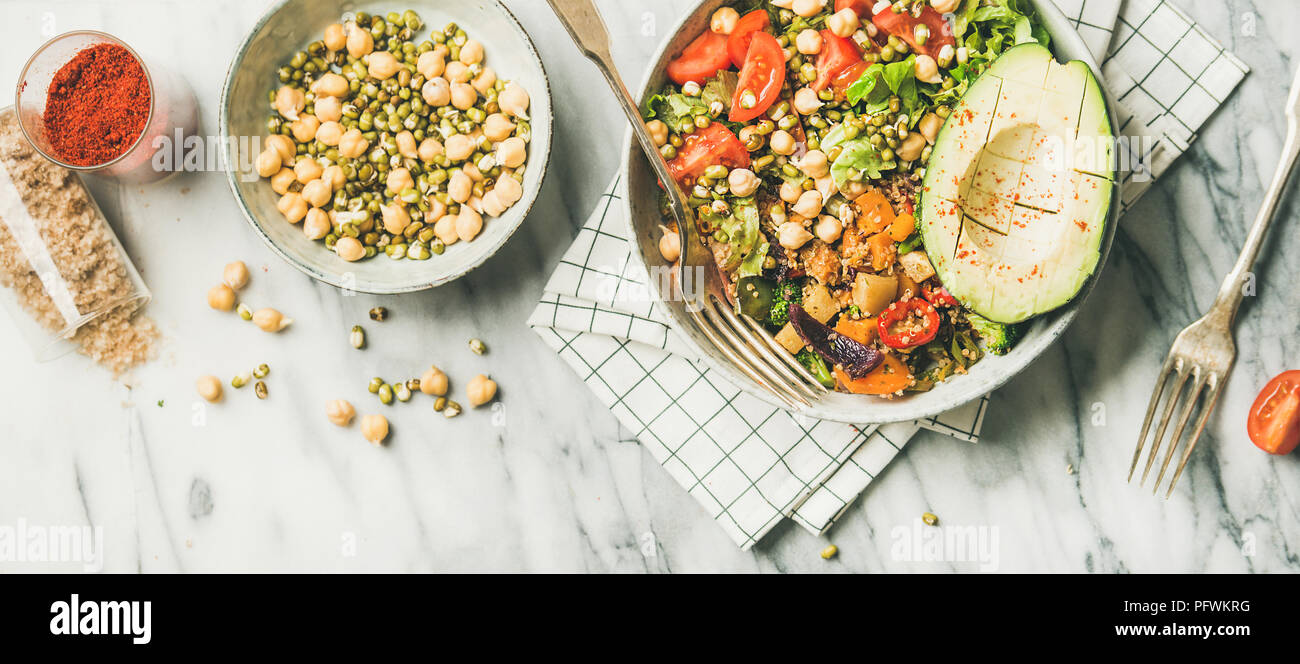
[1, 0, 1298, 572]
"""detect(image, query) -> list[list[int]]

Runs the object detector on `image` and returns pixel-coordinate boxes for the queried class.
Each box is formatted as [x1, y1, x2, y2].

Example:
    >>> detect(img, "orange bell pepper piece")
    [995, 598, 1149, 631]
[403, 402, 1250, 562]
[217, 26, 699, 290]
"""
[836, 353, 912, 395]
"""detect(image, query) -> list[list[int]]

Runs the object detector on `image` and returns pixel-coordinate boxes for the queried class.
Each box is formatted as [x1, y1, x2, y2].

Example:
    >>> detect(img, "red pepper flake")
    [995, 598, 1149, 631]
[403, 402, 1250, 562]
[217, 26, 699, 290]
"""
[42, 43, 151, 166]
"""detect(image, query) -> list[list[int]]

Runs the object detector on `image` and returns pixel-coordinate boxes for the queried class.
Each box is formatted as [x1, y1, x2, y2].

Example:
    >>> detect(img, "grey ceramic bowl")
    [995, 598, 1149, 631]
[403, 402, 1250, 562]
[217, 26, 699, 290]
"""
[221, 0, 551, 294]
[622, 0, 1121, 424]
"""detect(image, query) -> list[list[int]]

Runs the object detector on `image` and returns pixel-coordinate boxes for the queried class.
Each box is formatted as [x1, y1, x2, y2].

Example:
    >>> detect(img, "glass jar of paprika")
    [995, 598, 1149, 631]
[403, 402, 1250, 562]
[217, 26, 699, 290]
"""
[13, 30, 197, 184]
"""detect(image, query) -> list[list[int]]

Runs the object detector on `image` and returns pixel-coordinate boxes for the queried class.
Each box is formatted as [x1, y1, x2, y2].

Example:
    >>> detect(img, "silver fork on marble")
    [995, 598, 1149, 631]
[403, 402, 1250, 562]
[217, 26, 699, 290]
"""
[543, 0, 829, 411]
[1130, 63, 1300, 497]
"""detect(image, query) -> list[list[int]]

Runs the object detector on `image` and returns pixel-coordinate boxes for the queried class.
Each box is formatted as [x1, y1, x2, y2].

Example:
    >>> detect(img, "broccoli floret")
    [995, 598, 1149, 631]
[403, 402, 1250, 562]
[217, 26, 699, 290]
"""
[966, 313, 1025, 356]
[765, 279, 803, 328]
[769, 300, 791, 327]
[777, 280, 803, 304]
[795, 349, 836, 388]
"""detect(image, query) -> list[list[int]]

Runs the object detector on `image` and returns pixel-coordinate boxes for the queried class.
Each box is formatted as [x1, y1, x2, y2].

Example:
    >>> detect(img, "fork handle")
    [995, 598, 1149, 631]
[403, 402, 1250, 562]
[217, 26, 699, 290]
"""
[1210, 63, 1300, 324]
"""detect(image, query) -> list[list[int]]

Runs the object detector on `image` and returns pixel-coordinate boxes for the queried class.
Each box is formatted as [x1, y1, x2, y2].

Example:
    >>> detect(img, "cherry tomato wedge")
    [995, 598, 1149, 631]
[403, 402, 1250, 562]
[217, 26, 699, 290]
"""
[666, 29, 731, 86]
[812, 30, 862, 91]
[835, 0, 875, 18]
[831, 60, 871, 99]
[921, 282, 958, 307]
[730, 32, 784, 123]
[1248, 370, 1300, 455]
[871, 4, 955, 59]
[877, 298, 940, 349]
[727, 9, 771, 69]
[666, 122, 751, 185]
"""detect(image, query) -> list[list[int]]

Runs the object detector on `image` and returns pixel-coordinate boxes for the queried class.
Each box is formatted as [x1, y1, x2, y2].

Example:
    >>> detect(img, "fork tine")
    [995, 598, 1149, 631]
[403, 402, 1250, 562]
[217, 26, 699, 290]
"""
[1141, 360, 1190, 484]
[1165, 373, 1222, 498]
[730, 307, 830, 398]
[701, 301, 812, 407]
[1130, 355, 1176, 482]
[690, 307, 805, 411]
[1153, 366, 1205, 494]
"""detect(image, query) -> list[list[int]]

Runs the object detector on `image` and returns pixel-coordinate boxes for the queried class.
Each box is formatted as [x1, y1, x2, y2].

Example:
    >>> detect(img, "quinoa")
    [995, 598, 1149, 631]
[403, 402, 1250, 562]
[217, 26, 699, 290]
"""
[0, 107, 158, 375]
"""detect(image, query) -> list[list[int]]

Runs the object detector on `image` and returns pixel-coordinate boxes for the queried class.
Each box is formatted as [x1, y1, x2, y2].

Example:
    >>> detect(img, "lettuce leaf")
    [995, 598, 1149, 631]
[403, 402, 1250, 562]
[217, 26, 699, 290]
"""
[830, 137, 889, 190]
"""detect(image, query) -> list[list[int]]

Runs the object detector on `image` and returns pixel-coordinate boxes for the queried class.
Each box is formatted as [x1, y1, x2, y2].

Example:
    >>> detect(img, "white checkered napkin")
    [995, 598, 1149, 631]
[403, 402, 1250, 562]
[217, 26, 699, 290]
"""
[1053, 0, 1123, 61]
[529, 177, 988, 550]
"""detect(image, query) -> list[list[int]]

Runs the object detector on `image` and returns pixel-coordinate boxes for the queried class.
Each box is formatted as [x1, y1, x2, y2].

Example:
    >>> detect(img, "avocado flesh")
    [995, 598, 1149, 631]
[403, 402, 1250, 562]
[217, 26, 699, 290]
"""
[919, 43, 1114, 324]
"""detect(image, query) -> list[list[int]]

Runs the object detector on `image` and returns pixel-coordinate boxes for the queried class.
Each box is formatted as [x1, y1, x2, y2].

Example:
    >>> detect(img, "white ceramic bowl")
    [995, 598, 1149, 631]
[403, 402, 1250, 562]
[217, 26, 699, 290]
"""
[221, 0, 551, 293]
[622, 0, 1122, 424]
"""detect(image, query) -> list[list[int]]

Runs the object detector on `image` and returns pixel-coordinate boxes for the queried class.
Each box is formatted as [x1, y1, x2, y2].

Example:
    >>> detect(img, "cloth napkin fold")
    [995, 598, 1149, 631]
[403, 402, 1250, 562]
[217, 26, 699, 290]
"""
[529, 0, 1246, 550]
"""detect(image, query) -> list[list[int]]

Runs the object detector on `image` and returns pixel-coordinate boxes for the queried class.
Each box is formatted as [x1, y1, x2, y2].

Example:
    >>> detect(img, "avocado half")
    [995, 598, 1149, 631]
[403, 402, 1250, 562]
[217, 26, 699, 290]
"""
[918, 43, 1114, 324]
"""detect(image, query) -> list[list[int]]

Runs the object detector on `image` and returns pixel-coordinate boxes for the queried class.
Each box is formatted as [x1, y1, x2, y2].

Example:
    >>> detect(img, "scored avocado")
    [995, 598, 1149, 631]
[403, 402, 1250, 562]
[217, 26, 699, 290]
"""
[918, 43, 1114, 324]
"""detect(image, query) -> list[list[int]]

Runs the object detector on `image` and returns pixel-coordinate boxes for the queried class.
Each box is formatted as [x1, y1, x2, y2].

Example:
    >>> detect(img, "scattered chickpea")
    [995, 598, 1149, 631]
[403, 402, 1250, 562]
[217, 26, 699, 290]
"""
[494, 176, 523, 206]
[311, 72, 349, 98]
[274, 85, 304, 119]
[270, 167, 296, 195]
[931, 0, 959, 13]
[793, 87, 824, 115]
[444, 61, 471, 84]
[456, 207, 484, 242]
[448, 170, 473, 203]
[827, 8, 859, 38]
[914, 54, 941, 83]
[814, 215, 843, 244]
[277, 192, 308, 223]
[335, 236, 364, 261]
[265, 134, 295, 162]
[466, 374, 498, 407]
[898, 132, 927, 162]
[728, 168, 760, 197]
[793, 190, 824, 218]
[459, 39, 484, 65]
[798, 149, 830, 179]
[444, 134, 474, 162]
[338, 128, 369, 159]
[779, 181, 802, 203]
[366, 50, 401, 79]
[710, 7, 740, 34]
[293, 156, 323, 184]
[795, 29, 823, 55]
[420, 366, 449, 396]
[658, 226, 680, 262]
[321, 164, 345, 190]
[792, 0, 825, 19]
[347, 24, 374, 58]
[386, 167, 414, 196]
[301, 179, 331, 208]
[417, 50, 445, 79]
[484, 114, 516, 143]
[380, 203, 410, 235]
[326, 399, 356, 427]
[820, 544, 839, 560]
[314, 95, 343, 123]
[646, 119, 669, 147]
[778, 221, 814, 250]
[323, 23, 346, 51]
[395, 131, 418, 159]
[255, 149, 281, 178]
[223, 261, 250, 290]
[418, 137, 445, 162]
[207, 284, 236, 311]
[918, 112, 943, 144]
[196, 375, 223, 403]
[450, 82, 477, 110]
[499, 82, 530, 119]
[434, 214, 460, 246]
[303, 208, 331, 240]
[315, 120, 344, 146]
[769, 129, 796, 156]
[252, 307, 293, 332]
[290, 115, 319, 143]
[472, 67, 497, 95]
[360, 414, 389, 446]
[496, 137, 526, 169]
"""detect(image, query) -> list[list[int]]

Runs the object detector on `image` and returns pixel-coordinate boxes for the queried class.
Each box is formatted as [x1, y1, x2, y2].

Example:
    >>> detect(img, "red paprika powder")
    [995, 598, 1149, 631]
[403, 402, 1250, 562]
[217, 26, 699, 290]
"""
[43, 43, 151, 167]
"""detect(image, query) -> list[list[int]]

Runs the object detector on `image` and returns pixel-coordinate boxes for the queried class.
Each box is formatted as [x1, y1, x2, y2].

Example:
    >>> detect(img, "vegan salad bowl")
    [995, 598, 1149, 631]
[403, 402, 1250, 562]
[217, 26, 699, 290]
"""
[623, 0, 1121, 424]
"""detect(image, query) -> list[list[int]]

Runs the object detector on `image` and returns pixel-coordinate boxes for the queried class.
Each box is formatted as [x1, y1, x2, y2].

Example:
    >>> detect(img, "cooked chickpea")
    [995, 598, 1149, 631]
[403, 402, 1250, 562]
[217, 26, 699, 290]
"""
[252, 307, 292, 332]
[481, 191, 507, 217]
[828, 8, 860, 37]
[293, 156, 323, 184]
[659, 226, 681, 262]
[421, 77, 451, 106]
[315, 120, 344, 146]
[450, 82, 478, 110]
[323, 23, 346, 51]
[392, 131, 417, 160]
[447, 170, 473, 203]
[493, 175, 523, 206]
[419, 367, 449, 396]
[799, 149, 830, 178]
[334, 236, 365, 262]
[728, 168, 760, 197]
[325, 399, 355, 427]
[646, 119, 669, 147]
[444, 134, 474, 162]
[321, 164, 345, 190]
[223, 261, 250, 290]
[780, 180, 802, 203]
[277, 191, 308, 223]
[793, 190, 824, 218]
[255, 149, 281, 178]
[360, 414, 388, 445]
[418, 137, 444, 162]
[338, 128, 369, 159]
[778, 221, 814, 250]
[301, 179, 332, 208]
[417, 50, 445, 79]
[291, 115, 319, 143]
[792, 0, 825, 18]
[499, 82, 530, 119]
[814, 215, 843, 243]
[459, 39, 484, 65]
[196, 375, 223, 403]
[380, 203, 410, 235]
[367, 50, 401, 79]
[314, 95, 343, 123]
[312, 72, 349, 98]
[918, 112, 943, 144]
[207, 284, 236, 311]
[347, 24, 374, 58]
[898, 132, 927, 162]
[794, 87, 824, 116]
[711, 7, 740, 34]
[931, 0, 959, 13]
[303, 208, 331, 240]
[266, 134, 295, 162]
[456, 207, 484, 242]
[444, 61, 471, 84]
[466, 374, 497, 407]
[270, 167, 296, 195]
[496, 137, 526, 169]
[472, 67, 497, 95]
[274, 85, 304, 119]
[479, 116, 514, 145]
[796, 29, 823, 55]
[386, 167, 414, 196]
[769, 129, 796, 156]
[914, 54, 941, 83]
[434, 213, 459, 246]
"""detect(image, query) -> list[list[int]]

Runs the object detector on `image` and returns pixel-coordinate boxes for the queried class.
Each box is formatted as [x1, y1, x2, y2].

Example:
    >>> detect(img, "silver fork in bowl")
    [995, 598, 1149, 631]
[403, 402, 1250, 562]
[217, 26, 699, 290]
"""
[543, 0, 828, 410]
[1131, 63, 1300, 497]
